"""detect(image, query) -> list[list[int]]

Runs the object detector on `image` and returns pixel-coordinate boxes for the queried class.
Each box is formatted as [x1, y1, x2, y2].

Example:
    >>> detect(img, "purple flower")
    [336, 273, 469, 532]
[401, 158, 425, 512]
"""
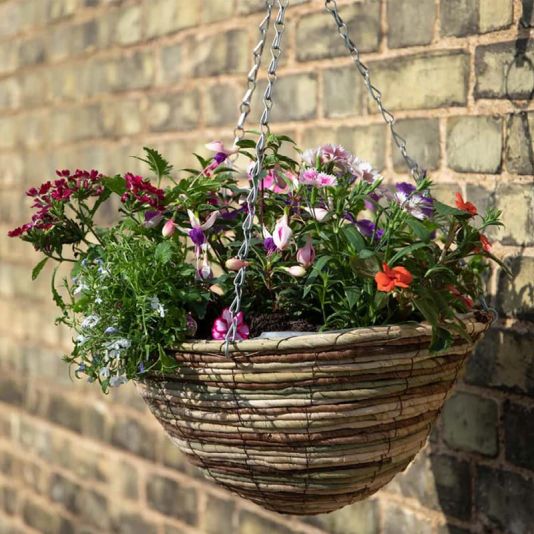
[214, 152, 228, 164]
[189, 227, 206, 246]
[395, 182, 433, 220]
[263, 236, 276, 255]
[356, 219, 384, 240]
[144, 210, 164, 228]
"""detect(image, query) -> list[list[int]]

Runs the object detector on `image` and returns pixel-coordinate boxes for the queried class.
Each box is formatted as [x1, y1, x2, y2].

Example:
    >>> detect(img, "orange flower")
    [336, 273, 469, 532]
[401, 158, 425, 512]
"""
[375, 263, 413, 292]
[479, 233, 492, 252]
[455, 193, 477, 216]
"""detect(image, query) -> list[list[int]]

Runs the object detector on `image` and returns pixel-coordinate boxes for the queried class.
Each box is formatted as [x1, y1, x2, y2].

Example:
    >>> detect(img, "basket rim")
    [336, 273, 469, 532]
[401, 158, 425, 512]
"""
[173, 312, 491, 355]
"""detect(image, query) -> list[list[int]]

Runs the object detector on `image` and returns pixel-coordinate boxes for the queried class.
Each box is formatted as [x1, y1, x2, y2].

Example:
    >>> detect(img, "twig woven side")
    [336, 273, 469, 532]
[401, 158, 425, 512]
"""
[139, 316, 490, 515]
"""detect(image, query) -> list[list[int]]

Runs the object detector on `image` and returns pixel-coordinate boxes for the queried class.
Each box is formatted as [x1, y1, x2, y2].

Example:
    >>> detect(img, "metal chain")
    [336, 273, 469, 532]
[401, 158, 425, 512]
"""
[225, 0, 289, 346]
[233, 0, 275, 148]
[324, 0, 424, 182]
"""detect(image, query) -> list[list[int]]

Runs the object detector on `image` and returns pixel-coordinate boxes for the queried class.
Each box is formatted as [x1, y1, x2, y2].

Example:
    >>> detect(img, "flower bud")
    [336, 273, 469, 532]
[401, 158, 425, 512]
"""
[209, 284, 225, 296]
[296, 236, 316, 268]
[162, 219, 176, 238]
[225, 258, 250, 271]
[283, 265, 307, 278]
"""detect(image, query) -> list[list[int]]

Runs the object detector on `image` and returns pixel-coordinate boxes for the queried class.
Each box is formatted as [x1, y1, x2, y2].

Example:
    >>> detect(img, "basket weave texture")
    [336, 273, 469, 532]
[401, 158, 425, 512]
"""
[139, 315, 490, 515]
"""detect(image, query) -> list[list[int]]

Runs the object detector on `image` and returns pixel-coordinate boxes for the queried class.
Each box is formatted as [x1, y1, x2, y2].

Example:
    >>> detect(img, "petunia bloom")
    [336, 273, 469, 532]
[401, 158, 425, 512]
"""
[455, 193, 477, 216]
[212, 308, 250, 341]
[375, 263, 413, 292]
[395, 182, 433, 220]
[355, 219, 384, 240]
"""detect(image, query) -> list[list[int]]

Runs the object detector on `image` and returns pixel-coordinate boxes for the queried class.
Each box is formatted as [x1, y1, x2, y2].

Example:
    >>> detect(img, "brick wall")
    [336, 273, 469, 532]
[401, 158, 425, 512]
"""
[0, 0, 533, 533]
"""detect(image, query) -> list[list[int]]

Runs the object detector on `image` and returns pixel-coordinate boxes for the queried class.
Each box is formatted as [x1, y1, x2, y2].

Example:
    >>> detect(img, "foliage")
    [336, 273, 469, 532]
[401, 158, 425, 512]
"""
[8, 137, 504, 391]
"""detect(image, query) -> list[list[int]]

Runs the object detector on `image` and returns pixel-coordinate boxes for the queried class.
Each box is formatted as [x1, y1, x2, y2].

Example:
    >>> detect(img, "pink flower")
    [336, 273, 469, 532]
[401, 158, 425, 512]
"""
[299, 168, 319, 186]
[203, 141, 236, 177]
[272, 213, 293, 251]
[298, 168, 337, 187]
[212, 308, 250, 341]
[162, 219, 177, 238]
[320, 144, 350, 165]
[317, 172, 337, 187]
[187, 210, 219, 252]
[296, 236, 315, 268]
[303, 206, 330, 222]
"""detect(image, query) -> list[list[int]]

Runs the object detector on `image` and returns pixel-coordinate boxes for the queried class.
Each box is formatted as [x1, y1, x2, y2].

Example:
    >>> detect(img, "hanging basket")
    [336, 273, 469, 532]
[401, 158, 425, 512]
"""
[139, 313, 491, 515]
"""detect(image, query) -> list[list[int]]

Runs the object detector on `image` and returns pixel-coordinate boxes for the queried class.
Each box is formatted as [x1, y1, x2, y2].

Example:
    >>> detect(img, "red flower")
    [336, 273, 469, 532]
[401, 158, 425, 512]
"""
[121, 173, 165, 209]
[375, 263, 413, 293]
[479, 233, 492, 252]
[447, 285, 474, 310]
[455, 193, 477, 216]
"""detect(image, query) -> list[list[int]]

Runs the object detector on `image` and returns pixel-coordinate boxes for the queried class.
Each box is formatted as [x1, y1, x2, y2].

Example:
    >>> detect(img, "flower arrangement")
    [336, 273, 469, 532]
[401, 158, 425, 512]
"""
[9, 135, 505, 392]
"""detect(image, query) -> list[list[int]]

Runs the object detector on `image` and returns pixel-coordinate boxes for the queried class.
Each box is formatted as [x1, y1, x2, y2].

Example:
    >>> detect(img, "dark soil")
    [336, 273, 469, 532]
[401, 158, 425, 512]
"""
[249, 312, 318, 337]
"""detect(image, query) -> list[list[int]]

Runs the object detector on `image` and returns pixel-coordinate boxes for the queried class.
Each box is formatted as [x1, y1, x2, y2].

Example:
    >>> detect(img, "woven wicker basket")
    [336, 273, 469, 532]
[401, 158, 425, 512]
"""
[139, 314, 490, 515]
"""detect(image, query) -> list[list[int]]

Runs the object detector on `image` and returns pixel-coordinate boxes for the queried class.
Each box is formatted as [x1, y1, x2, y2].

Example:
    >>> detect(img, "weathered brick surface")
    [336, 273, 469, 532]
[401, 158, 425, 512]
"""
[1, 1, 533, 533]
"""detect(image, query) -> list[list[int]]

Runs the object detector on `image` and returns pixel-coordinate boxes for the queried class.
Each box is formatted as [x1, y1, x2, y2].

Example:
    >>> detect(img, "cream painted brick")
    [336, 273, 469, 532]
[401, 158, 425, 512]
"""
[0, 117, 18, 150]
[202, 0, 235, 22]
[337, 124, 387, 170]
[447, 116, 503, 173]
[115, 6, 143, 45]
[99, 100, 143, 136]
[147, 91, 200, 132]
[0, 78, 21, 110]
[479, 0, 513, 33]
[145, 0, 200, 38]
[370, 52, 469, 111]
[494, 184, 534, 246]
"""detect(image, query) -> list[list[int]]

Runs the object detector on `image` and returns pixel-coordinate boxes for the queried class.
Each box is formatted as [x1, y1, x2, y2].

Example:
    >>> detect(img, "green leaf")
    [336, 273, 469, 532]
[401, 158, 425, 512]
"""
[51, 267, 66, 311]
[349, 256, 379, 277]
[345, 287, 359, 309]
[103, 174, 126, 196]
[236, 139, 257, 149]
[155, 241, 173, 264]
[389, 242, 430, 264]
[358, 249, 376, 260]
[406, 218, 433, 241]
[135, 147, 173, 179]
[434, 200, 470, 218]
[306, 255, 331, 285]
[32, 257, 49, 280]
[342, 225, 366, 252]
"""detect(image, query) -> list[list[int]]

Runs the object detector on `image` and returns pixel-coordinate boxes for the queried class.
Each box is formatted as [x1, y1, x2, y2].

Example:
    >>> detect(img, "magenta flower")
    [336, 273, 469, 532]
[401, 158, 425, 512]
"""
[203, 141, 236, 176]
[212, 308, 250, 341]
[121, 173, 165, 210]
[298, 168, 337, 187]
[187, 210, 219, 250]
[296, 236, 316, 268]
[272, 213, 293, 251]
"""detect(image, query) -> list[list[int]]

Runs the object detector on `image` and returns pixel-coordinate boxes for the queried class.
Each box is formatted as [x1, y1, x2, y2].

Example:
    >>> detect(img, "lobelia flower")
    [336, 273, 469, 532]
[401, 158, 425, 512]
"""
[81, 315, 100, 329]
[150, 296, 166, 318]
[99, 367, 110, 380]
[110, 375, 128, 387]
[455, 193, 477, 216]
[272, 213, 293, 251]
[162, 219, 177, 238]
[296, 236, 316, 268]
[395, 182, 433, 220]
[211, 308, 250, 341]
[355, 219, 384, 240]
[225, 258, 250, 271]
[375, 263, 413, 292]
[283, 265, 307, 278]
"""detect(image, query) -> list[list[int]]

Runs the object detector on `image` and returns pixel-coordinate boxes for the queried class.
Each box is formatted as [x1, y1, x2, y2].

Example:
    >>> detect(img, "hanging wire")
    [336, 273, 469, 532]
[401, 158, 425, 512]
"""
[233, 0, 275, 148]
[225, 0, 289, 349]
[324, 0, 424, 183]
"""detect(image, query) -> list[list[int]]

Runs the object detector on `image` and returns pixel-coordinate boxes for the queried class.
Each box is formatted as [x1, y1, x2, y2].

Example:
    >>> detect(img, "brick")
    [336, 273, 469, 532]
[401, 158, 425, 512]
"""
[337, 124, 387, 170]
[505, 112, 534, 174]
[441, 391, 499, 456]
[441, 0, 478, 37]
[0, 78, 21, 110]
[504, 402, 534, 470]
[447, 116, 502, 173]
[466, 327, 534, 394]
[202, 0, 235, 22]
[0, 376, 25, 406]
[271, 73, 318, 122]
[160, 30, 248, 82]
[305, 500, 378, 534]
[47, 394, 82, 433]
[382, 503, 434, 534]
[322, 66, 364, 118]
[111, 414, 157, 460]
[475, 41, 534, 100]
[49, 473, 80, 512]
[493, 184, 534, 245]
[148, 91, 201, 132]
[0, 41, 18, 76]
[81, 401, 110, 442]
[19, 37, 46, 67]
[387, 0, 436, 48]
[204, 83, 240, 127]
[392, 119, 440, 172]
[476, 466, 534, 534]
[111, 513, 159, 534]
[385, 451, 471, 520]
[370, 52, 469, 111]
[297, 1, 380, 62]
[145, 0, 200, 38]
[0, 2, 23, 40]
[200, 495, 235, 534]
[146, 476, 197, 525]
[479, 0, 513, 33]
[497, 256, 534, 320]
[99, 100, 143, 137]
[0, 485, 18, 516]
[237, 0, 309, 14]
[22, 499, 73, 534]
[238, 511, 293, 534]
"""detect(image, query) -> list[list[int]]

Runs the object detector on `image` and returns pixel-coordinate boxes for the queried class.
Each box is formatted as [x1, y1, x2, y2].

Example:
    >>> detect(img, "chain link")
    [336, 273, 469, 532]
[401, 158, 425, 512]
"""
[233, 0, 275, 148]
[225, 0, 289, 347]
[324, 0, 424, 182]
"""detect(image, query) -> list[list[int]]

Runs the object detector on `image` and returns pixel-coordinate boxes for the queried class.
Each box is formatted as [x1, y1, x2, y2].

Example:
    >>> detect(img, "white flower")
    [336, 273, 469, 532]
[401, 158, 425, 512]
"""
[81, 315, 100, 329]
[95, 296, 103, 305]
[73, 282, 88, 296]
[110, 375, 128, 388]
[105, 338, 131, 352]
[150, 296, 166, 318]
[99, 367, 110, 380]
[75, 335, 88, 345]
